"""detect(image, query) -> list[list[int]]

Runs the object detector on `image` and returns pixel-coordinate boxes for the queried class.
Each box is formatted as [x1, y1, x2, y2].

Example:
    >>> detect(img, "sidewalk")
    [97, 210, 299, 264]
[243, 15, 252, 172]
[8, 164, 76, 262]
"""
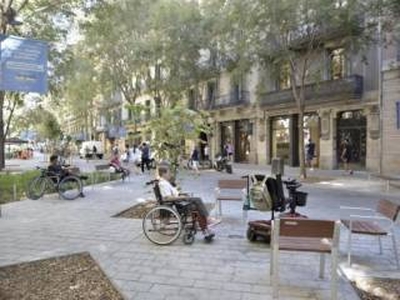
[0, 165, 398, 299]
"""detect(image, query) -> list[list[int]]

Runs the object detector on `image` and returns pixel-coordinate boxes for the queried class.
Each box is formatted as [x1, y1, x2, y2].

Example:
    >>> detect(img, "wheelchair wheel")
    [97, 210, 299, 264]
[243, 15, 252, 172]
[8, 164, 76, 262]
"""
[58, 175, 83, 200]
[182, 231, 195, 245]
[142, 205, 182, 245]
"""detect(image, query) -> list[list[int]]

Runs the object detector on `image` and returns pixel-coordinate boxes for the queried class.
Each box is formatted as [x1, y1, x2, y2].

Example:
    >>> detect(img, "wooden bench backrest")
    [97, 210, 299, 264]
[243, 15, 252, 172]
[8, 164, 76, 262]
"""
[217, 179, 247, 189]
[279, 219, 335, 239]
[95, 164, 110, 171]
[377, 199, 400, 221]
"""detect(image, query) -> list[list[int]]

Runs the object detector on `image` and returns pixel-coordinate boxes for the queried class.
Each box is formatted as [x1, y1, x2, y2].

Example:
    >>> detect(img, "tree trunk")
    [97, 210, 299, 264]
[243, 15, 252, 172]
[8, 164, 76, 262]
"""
[0, 91, 5, 170]
[298, 108, 307, 179]
[0, 11, 7, 170]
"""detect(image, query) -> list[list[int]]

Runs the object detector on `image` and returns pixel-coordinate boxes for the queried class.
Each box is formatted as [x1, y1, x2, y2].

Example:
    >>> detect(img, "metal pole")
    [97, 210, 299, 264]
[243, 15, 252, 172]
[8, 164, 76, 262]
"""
[378, 17, 383, 174]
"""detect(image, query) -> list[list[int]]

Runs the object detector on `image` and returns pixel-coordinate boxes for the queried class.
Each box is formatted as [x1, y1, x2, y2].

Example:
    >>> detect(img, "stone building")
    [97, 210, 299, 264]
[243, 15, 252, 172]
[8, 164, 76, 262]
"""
[194, 40, 400, 173]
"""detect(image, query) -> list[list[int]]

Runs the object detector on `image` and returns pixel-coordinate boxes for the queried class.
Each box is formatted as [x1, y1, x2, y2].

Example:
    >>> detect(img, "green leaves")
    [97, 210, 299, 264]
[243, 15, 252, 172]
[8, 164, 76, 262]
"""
[147, 105, 210, 174]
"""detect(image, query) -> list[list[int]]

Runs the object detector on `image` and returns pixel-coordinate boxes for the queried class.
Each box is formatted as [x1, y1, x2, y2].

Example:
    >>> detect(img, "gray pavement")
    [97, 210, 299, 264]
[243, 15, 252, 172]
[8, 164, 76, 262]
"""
[0, 157, 399, 299]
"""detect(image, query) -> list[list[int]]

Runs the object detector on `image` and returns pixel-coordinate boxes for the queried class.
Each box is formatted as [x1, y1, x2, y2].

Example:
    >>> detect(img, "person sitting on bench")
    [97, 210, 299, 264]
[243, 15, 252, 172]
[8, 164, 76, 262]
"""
[109, 153, 130, 179]
[157, 164, 215, 240]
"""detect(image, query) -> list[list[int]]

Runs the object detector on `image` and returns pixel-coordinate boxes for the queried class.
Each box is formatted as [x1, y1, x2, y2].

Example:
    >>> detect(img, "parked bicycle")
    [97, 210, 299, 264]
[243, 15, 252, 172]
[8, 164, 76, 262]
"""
[26, 166, 84, 200]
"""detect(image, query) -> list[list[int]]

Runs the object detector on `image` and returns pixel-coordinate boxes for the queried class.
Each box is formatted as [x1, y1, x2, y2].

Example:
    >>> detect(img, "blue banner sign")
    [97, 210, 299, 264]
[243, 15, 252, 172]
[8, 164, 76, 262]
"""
[0, 35, 48, 94]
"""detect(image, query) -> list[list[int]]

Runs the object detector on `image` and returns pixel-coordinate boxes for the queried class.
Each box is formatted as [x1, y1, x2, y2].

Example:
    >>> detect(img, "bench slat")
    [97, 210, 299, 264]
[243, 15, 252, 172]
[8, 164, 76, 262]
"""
[279, 219, 335, 238]
[377, 199, 400, 221]
[216, 196, 242, 201]
[341, 220, 387, 235]
[217, 180, 247, 189]
[279, 237, 332, 253]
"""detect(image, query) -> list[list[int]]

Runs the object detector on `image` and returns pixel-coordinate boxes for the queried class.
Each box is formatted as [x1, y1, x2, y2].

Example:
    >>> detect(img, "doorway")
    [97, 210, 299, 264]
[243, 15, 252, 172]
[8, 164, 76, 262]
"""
[336, 110, 367, 170]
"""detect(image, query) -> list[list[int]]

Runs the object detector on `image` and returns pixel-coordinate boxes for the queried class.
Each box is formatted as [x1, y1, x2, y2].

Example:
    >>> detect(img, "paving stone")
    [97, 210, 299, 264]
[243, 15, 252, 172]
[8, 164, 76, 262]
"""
[0, 164, 399, 299]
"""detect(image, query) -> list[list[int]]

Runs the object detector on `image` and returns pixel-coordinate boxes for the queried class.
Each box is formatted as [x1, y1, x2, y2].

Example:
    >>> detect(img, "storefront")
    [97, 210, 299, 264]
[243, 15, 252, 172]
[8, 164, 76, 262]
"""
[271, 116, 290, 163]
[336, 110, 367, 170]
[220, 119, 252, 163]
[270, 113, 320, 166]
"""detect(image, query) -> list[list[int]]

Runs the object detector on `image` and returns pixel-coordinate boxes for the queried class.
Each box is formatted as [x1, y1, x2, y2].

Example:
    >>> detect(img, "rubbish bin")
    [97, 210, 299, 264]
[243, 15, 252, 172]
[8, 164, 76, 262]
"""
[271, 157, 284, 176]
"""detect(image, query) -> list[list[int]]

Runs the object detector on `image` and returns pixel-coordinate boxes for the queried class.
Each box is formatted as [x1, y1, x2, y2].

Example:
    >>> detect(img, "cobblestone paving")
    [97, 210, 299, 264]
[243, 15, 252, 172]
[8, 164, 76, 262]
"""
[1, 162, 399, 299]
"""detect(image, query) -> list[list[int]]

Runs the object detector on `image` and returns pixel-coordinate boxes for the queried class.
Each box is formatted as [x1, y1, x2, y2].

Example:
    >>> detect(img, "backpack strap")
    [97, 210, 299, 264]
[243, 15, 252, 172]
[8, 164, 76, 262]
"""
[250, 174, 268, 186]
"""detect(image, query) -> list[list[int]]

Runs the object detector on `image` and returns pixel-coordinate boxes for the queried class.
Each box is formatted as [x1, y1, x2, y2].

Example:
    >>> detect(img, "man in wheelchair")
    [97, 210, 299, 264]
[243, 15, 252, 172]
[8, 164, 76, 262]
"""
[157, 165, 215, 241]
[47, 154, 86, 197]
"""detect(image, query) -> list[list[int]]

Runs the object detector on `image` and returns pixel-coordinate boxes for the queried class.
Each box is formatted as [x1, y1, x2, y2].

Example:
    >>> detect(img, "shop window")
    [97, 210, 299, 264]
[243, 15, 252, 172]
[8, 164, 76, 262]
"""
[272, 117, 290, 162]
[329, 48, 346, 80]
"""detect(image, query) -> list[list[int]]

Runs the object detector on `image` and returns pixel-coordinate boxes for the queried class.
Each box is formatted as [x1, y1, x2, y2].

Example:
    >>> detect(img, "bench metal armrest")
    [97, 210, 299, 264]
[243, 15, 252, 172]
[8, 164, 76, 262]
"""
[340, 206, 374, 212]
[348, 214, 394, 232]
[340, 206, 375, 219]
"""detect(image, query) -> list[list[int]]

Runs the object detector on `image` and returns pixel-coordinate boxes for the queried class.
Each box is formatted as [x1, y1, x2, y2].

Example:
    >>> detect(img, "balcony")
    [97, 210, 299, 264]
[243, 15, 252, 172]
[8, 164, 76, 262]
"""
[259, 75, 363, 107]
[207, 91, 250, 110]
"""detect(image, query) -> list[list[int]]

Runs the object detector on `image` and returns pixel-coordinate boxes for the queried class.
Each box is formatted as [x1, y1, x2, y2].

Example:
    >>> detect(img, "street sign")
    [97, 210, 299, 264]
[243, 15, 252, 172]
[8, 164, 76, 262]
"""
[0, 35, 48, 94]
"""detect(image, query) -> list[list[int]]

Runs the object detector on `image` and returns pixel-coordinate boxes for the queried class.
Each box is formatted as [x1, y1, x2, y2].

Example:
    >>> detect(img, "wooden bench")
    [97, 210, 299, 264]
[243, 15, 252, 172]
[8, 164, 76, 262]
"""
[214, 179, 247, 219]
[340, 199, 400, 269]
[270, 219, 340, 300]
[369, 173, 400, 192]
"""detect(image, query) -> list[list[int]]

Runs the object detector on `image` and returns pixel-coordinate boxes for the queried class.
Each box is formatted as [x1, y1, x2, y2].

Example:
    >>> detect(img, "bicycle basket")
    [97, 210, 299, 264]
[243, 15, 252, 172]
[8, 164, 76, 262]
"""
[293, 191, 308, 206]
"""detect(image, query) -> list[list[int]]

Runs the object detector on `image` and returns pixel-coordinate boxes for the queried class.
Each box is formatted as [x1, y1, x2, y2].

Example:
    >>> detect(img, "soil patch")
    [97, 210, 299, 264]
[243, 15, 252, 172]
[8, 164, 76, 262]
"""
[0, 252, 124, 300]
[114, 200, 215, 219]
[351, 277, 400, 300]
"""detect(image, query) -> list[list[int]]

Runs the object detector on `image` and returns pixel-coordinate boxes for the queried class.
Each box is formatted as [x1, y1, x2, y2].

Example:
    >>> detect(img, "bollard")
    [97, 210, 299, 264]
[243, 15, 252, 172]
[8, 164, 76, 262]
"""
[13, 183, 17, 201]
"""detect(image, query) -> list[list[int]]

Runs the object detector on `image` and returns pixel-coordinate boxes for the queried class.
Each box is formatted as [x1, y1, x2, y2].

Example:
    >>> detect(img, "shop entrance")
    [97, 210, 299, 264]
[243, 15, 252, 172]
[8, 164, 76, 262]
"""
[234, 120, 251, 163]
[336, 110, 367, 170]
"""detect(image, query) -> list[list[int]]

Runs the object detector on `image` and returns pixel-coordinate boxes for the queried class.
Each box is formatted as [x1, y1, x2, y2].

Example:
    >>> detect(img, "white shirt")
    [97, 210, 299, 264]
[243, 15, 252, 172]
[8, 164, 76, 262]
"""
[158, 178, 179, 198]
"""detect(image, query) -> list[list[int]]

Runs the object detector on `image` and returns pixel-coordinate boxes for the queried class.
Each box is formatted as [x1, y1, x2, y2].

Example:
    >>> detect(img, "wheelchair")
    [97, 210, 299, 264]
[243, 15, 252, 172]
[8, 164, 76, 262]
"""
[142, 180, 206, 245]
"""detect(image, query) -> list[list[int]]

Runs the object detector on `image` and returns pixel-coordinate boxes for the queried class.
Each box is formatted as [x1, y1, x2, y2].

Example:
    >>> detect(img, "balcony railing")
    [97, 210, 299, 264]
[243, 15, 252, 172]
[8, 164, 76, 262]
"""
[259, 75, 363, 107]
[207, 91, 250, 110]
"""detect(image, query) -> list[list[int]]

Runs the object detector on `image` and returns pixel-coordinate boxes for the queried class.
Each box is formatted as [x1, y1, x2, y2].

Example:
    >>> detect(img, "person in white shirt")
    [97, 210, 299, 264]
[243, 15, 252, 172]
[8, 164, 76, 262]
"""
[157, 165, 215, 240]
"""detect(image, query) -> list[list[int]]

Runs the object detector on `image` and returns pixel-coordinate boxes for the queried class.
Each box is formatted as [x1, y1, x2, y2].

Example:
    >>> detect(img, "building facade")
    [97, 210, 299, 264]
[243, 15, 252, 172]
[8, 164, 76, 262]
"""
[199, 40, 400, 172]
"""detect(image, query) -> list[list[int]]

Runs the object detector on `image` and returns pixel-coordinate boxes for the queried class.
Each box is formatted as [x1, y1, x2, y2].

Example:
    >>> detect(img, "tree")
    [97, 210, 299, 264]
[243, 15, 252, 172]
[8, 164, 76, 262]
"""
[147, 105, 210, 177]
[0, 0, 85, 169]
[63, 50, 99, 141]
[81, 0, 153, 106]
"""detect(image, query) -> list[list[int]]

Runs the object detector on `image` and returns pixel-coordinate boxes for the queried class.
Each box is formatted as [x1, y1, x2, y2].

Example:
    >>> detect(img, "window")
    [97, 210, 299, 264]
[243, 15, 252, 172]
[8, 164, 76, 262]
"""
[329, 48, 346, 80]
[279, 62, 291, 90]
[232, 83, 240, 102]
[207, 82, 216, 104]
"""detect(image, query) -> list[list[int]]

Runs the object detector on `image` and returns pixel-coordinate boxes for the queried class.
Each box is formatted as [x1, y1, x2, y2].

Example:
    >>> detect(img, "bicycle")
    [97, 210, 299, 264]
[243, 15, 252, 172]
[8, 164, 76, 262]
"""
[26, 166, 84, 200]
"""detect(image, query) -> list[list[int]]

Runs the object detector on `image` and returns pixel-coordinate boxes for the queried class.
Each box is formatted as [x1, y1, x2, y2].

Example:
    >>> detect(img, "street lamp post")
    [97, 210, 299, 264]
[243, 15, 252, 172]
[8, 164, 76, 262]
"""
[0, 2, 22, 169]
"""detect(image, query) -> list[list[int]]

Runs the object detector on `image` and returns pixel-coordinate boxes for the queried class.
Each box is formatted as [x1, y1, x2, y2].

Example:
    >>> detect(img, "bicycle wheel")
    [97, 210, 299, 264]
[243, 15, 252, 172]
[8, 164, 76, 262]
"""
[142, 205, 182, 245]
[58, 175, 83, 200]
[26, 176, 47, 200]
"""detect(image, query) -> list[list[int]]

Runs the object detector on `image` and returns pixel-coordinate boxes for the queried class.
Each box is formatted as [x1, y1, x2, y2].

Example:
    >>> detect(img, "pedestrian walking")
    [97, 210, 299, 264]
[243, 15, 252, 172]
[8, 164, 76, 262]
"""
[204, 144, 210, 161]
[306, 139, 315, 169]
[92, 145, 97, 159]
[191, 147, 200, 175]
[340, 139, 353, 175]
[141, 142, 150, 173]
